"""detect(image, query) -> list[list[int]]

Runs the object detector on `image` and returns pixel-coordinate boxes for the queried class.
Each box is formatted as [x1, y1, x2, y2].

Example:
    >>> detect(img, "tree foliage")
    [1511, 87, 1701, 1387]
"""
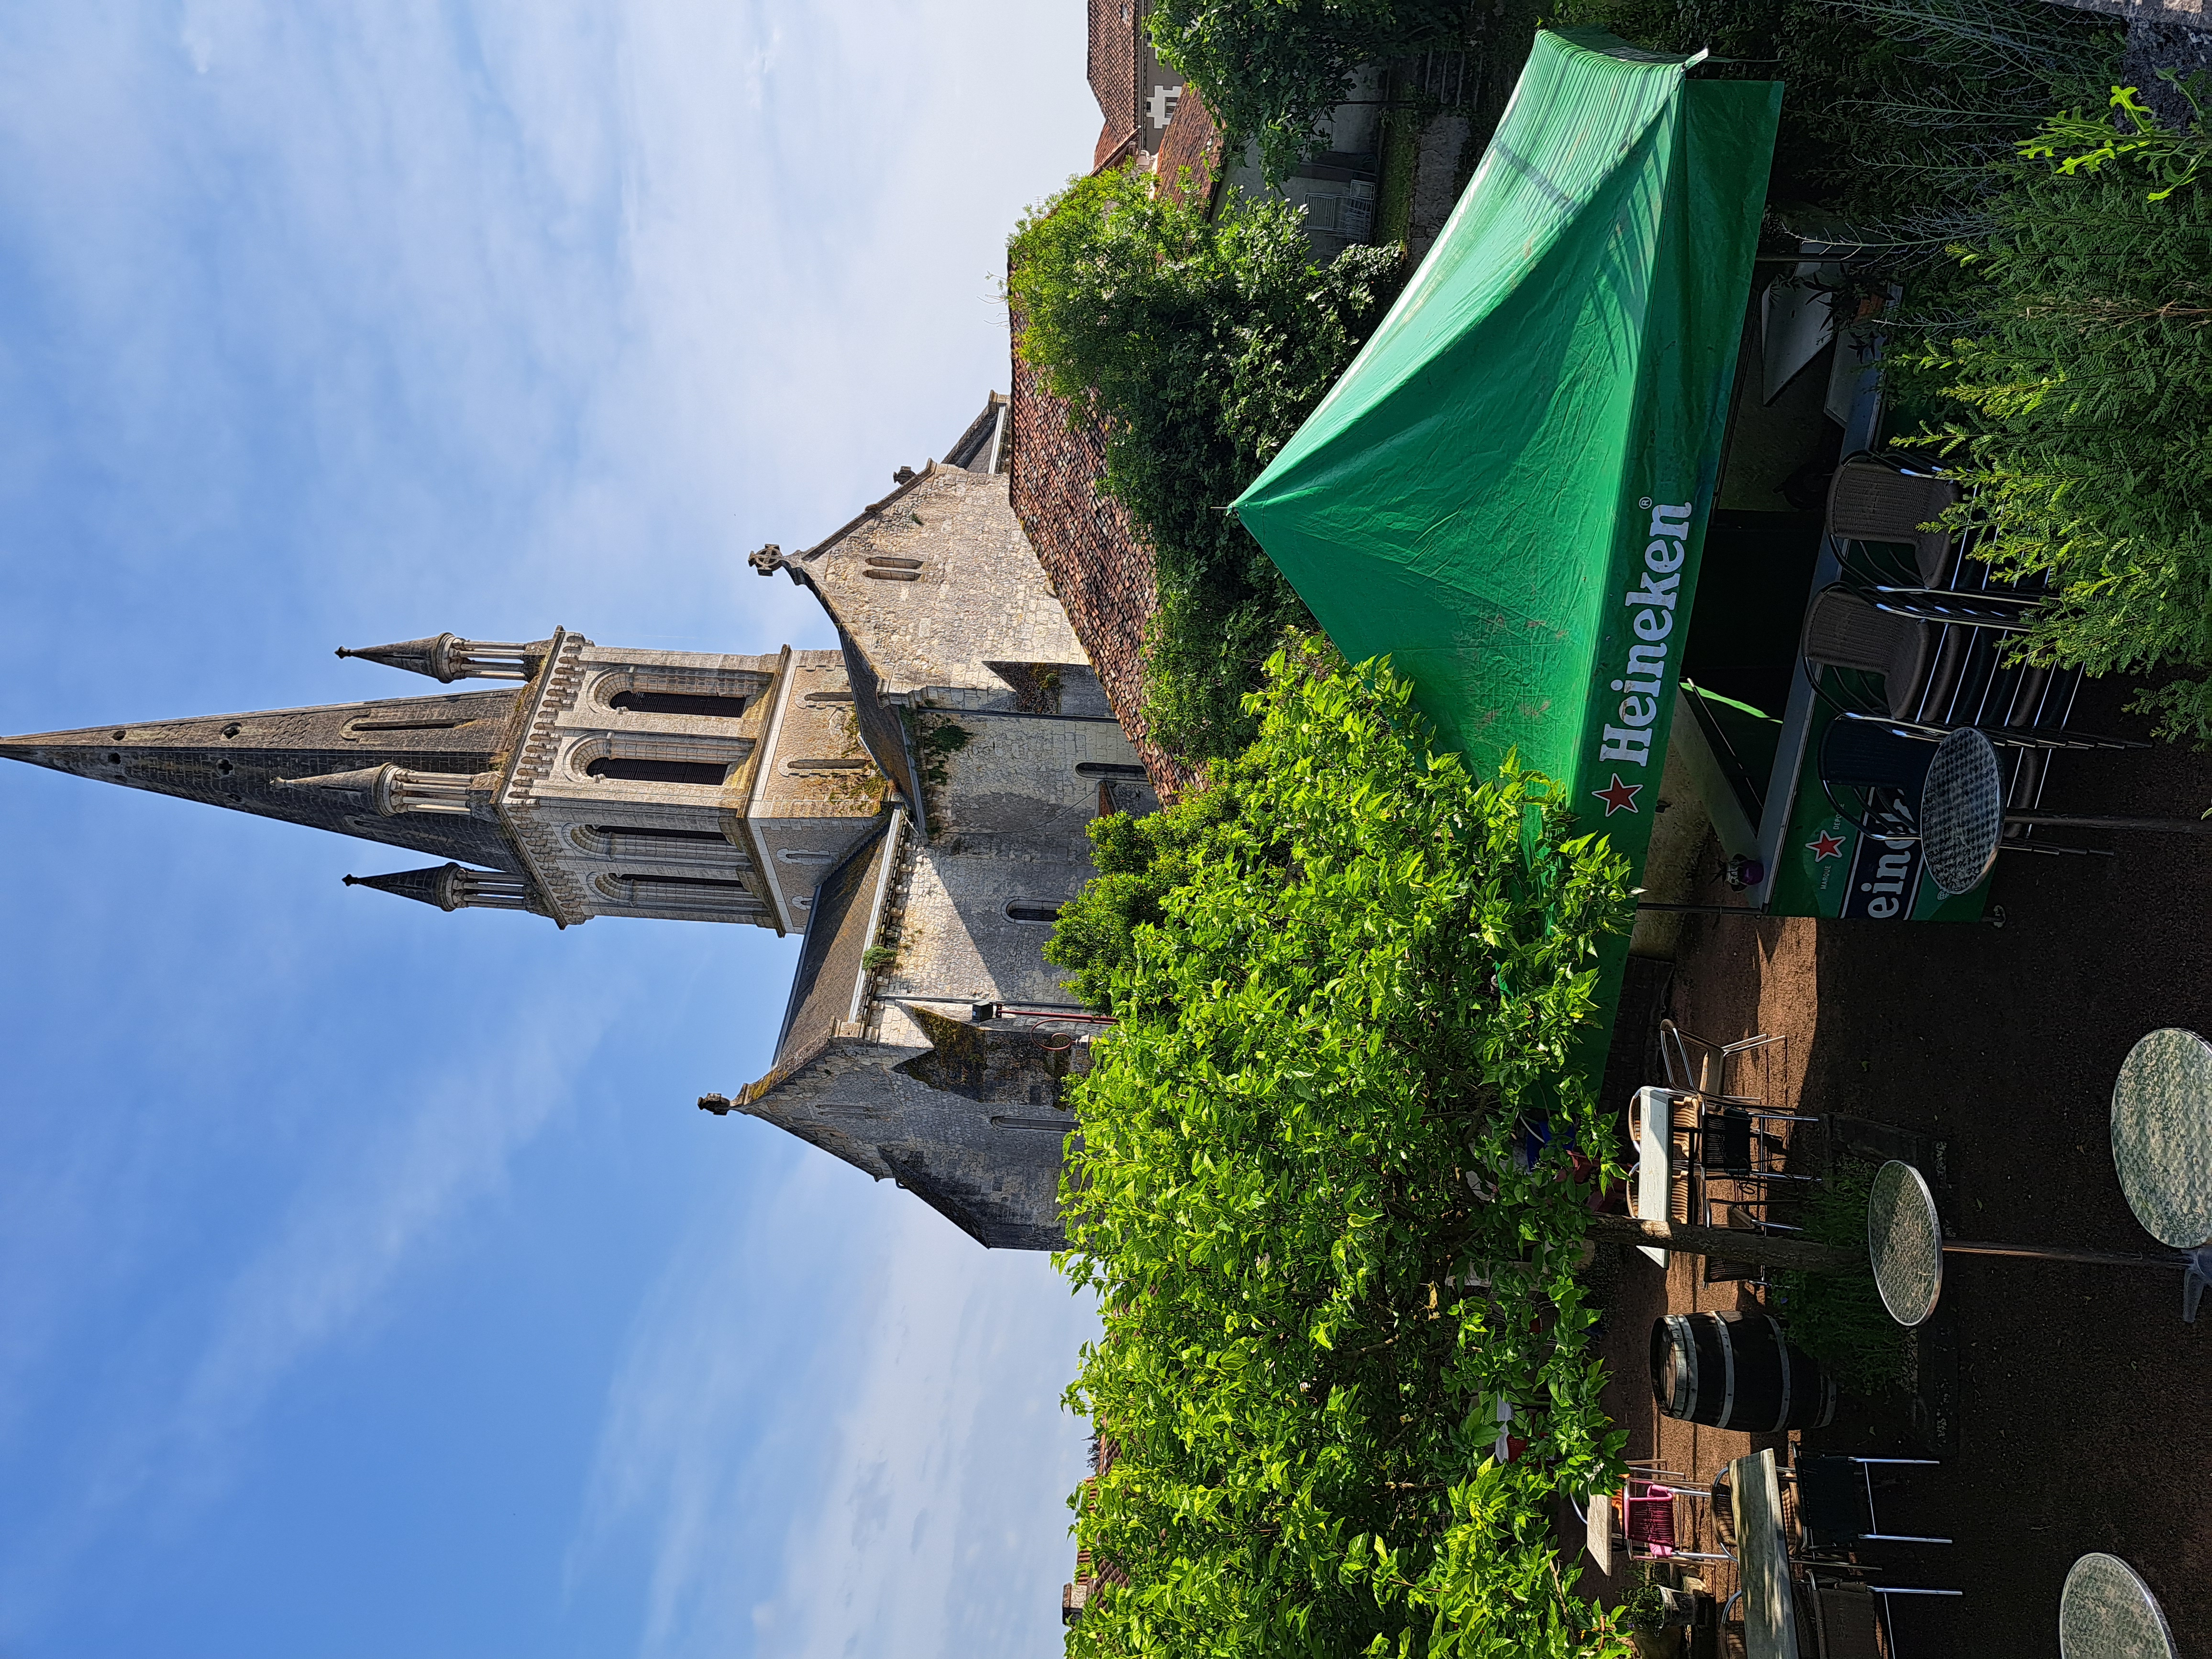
[1008, 166, 1404, 761]
[1903, 131, 2212, 742]
[1553, 0, 2112, 238]
[1149, 0, 1474, 181]
[1053, 642, 1636, 1658]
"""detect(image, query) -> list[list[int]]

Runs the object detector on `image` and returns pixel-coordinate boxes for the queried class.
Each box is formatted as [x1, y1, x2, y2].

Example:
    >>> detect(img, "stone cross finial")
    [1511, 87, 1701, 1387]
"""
[748, 543, 785, 577]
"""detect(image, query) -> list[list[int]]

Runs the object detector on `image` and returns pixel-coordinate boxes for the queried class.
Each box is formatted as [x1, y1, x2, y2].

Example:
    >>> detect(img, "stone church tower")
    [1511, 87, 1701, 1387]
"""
[0, 396, 1149, 1250]
[0, 632, 884, 932]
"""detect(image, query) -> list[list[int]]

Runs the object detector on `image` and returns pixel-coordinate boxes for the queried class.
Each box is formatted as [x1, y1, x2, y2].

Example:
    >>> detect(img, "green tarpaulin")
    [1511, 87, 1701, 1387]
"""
[1234, 30, 1781, 1064]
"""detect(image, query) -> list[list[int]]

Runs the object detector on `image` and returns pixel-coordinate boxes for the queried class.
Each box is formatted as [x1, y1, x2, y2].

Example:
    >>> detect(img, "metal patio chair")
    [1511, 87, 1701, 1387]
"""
[1801, 588, 2139, 753]
[1659, 1019, 1784, 1106]
[1620, 1477, 1728, 1565]
[1792, 1456, 1952, 1554]
[1825, 452, 1960, 589]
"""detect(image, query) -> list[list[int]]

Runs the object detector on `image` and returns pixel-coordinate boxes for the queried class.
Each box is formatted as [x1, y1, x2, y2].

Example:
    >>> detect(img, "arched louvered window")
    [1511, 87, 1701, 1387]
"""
[777, 848, 840, 865]
[597, 873, 768, 915]
[587, 757, 730, 786]
[1006, 900, 1063, 926]
[586, 824, 727, 845]
[574, 824, 744, 865]
[608, 690, 749, 718]
[803, 689, 854, 706]
[863, 556, 925, 582]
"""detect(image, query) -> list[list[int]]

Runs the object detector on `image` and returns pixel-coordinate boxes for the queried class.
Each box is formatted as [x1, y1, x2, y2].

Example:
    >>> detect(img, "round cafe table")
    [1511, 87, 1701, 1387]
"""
[2111, 1028, 2212, 1317]
[1917, 728, 2006, 897]
[1866, 1159, 2196, 1329]
[1867, 1160, 1947, 1327]
[2060, 1553, 2174, 1659]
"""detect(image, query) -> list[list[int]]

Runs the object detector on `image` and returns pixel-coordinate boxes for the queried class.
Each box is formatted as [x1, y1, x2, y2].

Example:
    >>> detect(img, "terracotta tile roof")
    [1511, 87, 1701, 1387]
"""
[1093, 121, 1137, 173]
[1154, 88, 1224, 206]
[1087, 0, 1139, 156]
[1007, 323, 1203, 799]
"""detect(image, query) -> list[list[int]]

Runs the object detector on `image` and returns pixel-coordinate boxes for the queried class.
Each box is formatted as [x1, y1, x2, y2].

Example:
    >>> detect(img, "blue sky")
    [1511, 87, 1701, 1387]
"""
[0, 5, 1102, 1655]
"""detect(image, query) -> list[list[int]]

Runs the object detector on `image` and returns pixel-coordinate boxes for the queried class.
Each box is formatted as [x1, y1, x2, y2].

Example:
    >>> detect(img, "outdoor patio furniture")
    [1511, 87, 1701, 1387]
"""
[1804, 595, 2135, 753]
[1630, 1086, 1693, 1263]
[1629, 1086, 1818, 1262]
[2109, 1028, 2212, 1319]
[1577, 1478, 1724, 1571]
[1728, 1449, 1800, 1659]
[1819, 726, 2212, 896]
[1802, 586, 1938, 723]
[1866, 1159, 2210, 1328]
[1623, 1482, 1686, 1561]
[1801, 1566, 1964, 1659]
[1793, 1456, 1950, 1551]
[1825, 453, 1958, 588]
[1659, 1020, 1785, 1105]
[1808, 1579, 1886, 1659]
[2059, 1553, 2175, 1659]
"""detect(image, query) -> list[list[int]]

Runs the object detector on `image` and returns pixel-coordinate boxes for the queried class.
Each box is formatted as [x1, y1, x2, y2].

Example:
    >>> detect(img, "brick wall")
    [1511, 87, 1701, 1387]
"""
[1006, 342, 1204, 798]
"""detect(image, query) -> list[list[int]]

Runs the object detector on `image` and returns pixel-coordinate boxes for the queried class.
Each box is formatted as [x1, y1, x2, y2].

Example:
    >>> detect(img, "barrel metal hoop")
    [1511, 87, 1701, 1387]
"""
[1715, 1314, 1737, 1428]
[1770, 1315, 1793, 1432]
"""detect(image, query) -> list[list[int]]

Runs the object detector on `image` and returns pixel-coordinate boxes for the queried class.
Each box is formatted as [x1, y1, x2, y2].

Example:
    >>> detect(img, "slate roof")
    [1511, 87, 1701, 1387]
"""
[768, 814, 896, 1064]
[0, 688, 527, 872]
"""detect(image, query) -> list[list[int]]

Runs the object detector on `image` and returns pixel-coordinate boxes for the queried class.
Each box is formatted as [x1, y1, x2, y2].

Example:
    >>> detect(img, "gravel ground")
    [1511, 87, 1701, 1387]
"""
[1569, 670, 2212, 1656]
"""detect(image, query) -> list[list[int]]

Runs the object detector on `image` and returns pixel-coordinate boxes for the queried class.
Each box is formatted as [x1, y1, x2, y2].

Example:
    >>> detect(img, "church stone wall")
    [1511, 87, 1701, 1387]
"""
[867, 709, 1154, 1045]
[805, 465, 1088, 700]
[739, 1026, 1078, 1250]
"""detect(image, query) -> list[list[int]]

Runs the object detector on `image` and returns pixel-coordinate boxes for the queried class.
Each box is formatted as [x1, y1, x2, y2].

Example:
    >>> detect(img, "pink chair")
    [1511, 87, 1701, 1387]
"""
[1620, 1479, 1728, 1564]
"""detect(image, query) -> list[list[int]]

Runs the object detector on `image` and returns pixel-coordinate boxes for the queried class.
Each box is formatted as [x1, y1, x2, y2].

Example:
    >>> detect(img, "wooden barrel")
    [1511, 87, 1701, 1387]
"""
[1649, 1311, 1836, 1431]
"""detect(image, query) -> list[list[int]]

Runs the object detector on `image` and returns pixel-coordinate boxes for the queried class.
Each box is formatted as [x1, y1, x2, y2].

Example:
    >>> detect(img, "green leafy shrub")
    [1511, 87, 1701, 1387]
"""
[1045, 775, 1246, 1014]
[1550, 0, 2112, 237]
[1772, 1159, 1910, 1399]
[1057, 641, 1637, 1658]
[1904, 137, 2212, 741]
[1008, 166, 1404, 761]
[1150, 0, 1474, 181]
[2024, 73, 2212, 201]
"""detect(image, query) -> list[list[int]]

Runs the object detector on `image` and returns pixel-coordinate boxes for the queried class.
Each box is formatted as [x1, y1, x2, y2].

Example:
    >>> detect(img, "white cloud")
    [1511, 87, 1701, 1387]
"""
[0, 973, 619, 1625]
[577, 1149, 1098, 1659]
[0, 0, 1103, 1649]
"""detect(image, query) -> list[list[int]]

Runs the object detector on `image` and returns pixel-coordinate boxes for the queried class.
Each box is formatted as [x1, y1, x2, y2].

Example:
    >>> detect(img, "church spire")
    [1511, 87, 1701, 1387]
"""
[272, 763, 496, 817]
[335, 633, 550, 683]
[0, 687, 529, 873]
[343, 863, 538, 913]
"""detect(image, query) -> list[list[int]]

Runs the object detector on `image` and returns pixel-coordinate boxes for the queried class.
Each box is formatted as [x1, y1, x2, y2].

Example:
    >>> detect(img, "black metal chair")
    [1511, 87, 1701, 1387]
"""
[1815, 716, 1935, 840]
[1802, 587, 2141, 752]
[1825, 452, 1961, 589]
[1794, 1456, 1952, 1553]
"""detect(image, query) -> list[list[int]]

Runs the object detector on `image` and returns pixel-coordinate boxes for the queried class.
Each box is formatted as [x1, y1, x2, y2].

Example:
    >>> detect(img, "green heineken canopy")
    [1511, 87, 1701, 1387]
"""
[1234, 30, 1780, 1062]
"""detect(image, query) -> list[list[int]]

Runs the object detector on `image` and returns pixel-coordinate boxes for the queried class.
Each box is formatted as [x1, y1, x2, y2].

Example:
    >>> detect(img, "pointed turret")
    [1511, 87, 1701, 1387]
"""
[273, 763, 495, 817]
[343, 863, 538, 914]
[335, 633, 550, 683]
[0, 687, 529, 872]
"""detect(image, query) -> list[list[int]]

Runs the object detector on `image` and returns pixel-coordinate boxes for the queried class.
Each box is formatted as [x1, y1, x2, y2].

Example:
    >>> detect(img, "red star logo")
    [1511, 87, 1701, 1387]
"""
[1806, 829, 1847, 862]
[1593, 774, 1641, 816]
